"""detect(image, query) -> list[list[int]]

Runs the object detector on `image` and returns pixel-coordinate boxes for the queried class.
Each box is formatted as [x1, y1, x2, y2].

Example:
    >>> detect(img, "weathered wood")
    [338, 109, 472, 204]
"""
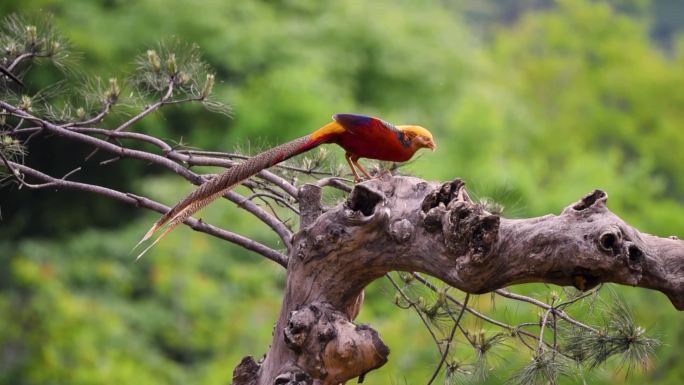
[233, 174, 684, 385]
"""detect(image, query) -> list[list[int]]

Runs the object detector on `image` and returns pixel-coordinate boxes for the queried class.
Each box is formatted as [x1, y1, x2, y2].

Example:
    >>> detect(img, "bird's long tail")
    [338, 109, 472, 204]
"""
[134, 133, 327, 260]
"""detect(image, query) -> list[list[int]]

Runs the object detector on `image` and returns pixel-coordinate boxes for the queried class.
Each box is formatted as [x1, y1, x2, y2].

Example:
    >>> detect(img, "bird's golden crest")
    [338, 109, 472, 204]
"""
[398, 125, 435, 150]
[397, 125, 433, 141]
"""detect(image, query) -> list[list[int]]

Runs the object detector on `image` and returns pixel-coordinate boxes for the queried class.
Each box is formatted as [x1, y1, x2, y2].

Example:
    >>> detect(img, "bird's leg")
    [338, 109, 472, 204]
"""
[345, 152, 362, 183]
[351, 156, 372, 180]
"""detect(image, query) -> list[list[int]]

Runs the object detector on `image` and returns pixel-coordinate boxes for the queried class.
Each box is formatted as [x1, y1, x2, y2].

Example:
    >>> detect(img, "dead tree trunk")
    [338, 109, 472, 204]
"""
[232, 174, 684, 385]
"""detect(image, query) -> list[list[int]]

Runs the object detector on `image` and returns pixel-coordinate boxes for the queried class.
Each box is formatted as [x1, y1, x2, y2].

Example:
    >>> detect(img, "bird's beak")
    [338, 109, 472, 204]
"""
[427, 141, 436, 151]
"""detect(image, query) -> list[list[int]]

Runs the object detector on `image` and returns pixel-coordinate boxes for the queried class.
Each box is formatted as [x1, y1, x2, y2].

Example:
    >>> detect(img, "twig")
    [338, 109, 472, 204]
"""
[494, 289, 597, 333]
[552, 311, 558, 359]
[413, 273, 512, 329]
[161, 96, 204, 105]
[386, 273, 444, 355]
[61, 166, 81, 180]
[114, 80, 174, 132]
[100, 156, 121, 166]
[555, 286, 602, 309]
[411, 273, 573, 357]
[426, 293, 470, 385]
[24, 126, 43, 144]
[226, 190, 292, 249]
[7, 52, 36, 72]
[10, 117, 25, 132]
[67, 103, 111, 127]
[0, 151, 23, 184]
[315, 177, 353, 193]
[84, 80, 174, 160]
[85, 79, 173, 161]
[242, 192, 300, 215]
[245, 179, 298, 204]
[0, 65, 24, 87]
[537, 308, 553, 353]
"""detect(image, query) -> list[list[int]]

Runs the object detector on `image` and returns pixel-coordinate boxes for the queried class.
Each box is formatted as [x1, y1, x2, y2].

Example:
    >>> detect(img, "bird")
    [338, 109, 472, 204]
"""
[135, 113, 435, 259]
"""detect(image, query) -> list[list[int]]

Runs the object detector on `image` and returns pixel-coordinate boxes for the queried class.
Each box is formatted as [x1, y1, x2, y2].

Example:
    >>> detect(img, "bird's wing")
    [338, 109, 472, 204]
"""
[332, 113, 409, 147]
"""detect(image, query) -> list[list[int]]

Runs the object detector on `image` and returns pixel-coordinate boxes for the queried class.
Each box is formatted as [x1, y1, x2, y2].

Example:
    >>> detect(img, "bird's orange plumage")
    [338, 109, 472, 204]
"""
[135, 113, 434, 258]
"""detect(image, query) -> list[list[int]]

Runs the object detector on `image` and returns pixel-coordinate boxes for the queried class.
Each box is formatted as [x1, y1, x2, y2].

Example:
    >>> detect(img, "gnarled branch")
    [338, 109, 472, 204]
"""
[244, 174, 684, 385]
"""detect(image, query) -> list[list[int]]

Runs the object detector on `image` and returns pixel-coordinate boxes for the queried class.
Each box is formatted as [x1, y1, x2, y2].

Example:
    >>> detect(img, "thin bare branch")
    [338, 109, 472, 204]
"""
[386, 273, 444, 355]
[82, 80, 174, 160]
[226, 190, 292, 249]
[411, 273, 567, 356]
[0, 64, 24, 87]
[161, 96, 204, 105]
[100, 156, 120, 166]
[242, 192, 300, 215]
[537, 308, 553, 353]
[67, 102, 112, 127]
[426, 293, 470, 385]
[61, 166, 81, 180]
[11, 118, 25, 133]
[494, 289, 597, 333]
[7, 52, 35, 71]
[113, 80, 174, 132]
[6, 160, 287, 266]
[314, 177, 352, 193]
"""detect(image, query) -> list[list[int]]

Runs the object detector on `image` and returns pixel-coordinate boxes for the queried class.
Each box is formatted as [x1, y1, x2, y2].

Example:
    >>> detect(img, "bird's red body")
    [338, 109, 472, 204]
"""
[334, 133, 413, 162]
[323, 114, 416, 162]
[302, 113, 431, 163]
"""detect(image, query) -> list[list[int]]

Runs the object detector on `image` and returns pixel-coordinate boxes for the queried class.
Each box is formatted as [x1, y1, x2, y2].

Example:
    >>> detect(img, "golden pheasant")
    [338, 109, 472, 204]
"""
[136, 113, 435, 258]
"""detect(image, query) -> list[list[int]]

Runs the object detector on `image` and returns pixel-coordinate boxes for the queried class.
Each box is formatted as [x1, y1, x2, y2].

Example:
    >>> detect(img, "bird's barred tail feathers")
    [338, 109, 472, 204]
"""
[134, 134, 324, 260]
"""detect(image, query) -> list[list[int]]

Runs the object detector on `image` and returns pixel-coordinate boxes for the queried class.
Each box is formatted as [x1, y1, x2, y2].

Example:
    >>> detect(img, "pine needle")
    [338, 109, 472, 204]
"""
[508, 351, 573, 385]
[563, 299, 659, 375]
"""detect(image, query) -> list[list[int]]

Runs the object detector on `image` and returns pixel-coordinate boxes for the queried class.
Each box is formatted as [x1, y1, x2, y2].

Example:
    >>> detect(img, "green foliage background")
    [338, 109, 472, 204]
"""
[1, 0, 684, 384]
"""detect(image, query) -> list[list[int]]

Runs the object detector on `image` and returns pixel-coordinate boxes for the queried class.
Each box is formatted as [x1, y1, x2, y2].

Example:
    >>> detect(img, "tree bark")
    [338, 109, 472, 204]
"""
[232, 174, 684, 385]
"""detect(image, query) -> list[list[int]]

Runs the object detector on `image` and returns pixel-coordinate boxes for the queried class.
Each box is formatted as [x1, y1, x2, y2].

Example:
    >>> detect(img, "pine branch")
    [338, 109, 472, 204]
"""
[0, 64, 24, 87]
[426, 293, 470, 385]
[387, 273, 445, 355]
[1, 100, 294, 250]
[412, 273, 571, 357]
[494, 289, 597, 333]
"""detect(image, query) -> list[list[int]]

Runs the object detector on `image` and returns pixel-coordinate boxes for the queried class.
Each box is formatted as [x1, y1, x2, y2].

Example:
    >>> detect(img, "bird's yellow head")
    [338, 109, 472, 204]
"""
[398, 125, 436, 151]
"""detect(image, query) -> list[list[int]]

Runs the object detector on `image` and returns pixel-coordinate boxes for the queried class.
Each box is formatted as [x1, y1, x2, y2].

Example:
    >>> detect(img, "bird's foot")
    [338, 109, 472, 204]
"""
[353, 170, 393, 184]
